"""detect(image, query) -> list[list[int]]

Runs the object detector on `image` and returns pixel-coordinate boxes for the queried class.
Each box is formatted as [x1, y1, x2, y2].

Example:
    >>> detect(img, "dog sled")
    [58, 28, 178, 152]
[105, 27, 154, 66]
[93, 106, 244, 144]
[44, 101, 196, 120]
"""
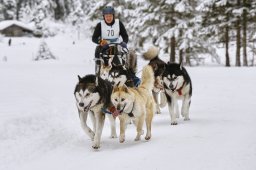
[96, 43, 140, 87]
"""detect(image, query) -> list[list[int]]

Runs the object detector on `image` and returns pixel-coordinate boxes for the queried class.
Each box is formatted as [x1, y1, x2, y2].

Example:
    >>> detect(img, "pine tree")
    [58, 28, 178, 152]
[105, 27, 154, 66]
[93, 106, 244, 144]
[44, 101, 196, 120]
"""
[34, 40, 57, 61]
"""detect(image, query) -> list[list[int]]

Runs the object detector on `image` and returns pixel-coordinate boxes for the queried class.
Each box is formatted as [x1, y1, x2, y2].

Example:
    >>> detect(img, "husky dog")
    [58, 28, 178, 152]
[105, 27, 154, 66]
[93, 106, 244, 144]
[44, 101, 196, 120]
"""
[142, 46, 167, 114]
[162, 63, 192, 125]
[99, 48, 138, 82]
[108, 65, 138, 87]
[111, 65, 155, 143]
[74, 75, 117, 149]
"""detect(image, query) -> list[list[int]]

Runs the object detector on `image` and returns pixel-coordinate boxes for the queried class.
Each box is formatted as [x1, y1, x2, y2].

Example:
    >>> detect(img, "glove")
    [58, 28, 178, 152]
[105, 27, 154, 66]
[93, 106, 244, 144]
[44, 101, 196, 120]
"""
[102, 44, 109, 51]
[99, 39, 108, 46]
[120, 42, 127, 48]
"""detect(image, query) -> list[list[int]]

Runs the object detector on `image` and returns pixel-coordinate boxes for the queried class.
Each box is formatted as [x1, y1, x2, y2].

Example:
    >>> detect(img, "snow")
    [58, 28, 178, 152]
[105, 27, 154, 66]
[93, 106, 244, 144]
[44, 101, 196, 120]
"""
[0, 20, 34, 31]
[0, 35, 256, 170]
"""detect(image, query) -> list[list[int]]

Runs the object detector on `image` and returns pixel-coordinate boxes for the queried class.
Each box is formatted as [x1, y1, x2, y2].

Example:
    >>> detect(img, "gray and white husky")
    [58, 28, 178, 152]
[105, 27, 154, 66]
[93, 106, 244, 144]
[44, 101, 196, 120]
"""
[162, 62, 192, 125]
[74, 75, 117, 149]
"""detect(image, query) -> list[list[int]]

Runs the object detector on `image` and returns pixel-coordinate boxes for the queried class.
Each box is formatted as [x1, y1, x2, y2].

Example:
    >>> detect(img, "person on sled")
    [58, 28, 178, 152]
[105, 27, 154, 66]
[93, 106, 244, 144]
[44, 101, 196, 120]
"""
[92, 6, 128, 75]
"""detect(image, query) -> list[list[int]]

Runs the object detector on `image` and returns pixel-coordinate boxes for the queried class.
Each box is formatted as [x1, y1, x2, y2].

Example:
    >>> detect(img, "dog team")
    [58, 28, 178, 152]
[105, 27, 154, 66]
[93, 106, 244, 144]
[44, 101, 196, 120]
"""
[74, 46, 192, 149]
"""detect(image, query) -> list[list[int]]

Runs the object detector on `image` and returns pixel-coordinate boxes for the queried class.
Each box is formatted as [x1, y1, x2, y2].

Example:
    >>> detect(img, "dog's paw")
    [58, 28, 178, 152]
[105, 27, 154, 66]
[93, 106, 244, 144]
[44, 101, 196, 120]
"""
[145, 135, 151, 140]
[119, 138, 125, 143]
[134, 136, 141, 141]
[110, 133, 117, 138]
[92, 144, 100, 150]
[184, 118, 190, 121]
[171, 121, 178, 125]
[119, 135, 125, 143]
[156, 107, 161, 114]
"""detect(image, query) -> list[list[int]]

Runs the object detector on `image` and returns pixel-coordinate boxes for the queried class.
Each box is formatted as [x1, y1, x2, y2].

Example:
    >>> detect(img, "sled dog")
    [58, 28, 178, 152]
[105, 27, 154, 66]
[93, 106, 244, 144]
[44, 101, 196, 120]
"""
[162, 62, 192, 125]
[108, 65, 137, 87]
[142, 46, 167, 114]
[99, 47, 137, 81]
[111, 65, 155, 143]
[74, 75, 117, 149]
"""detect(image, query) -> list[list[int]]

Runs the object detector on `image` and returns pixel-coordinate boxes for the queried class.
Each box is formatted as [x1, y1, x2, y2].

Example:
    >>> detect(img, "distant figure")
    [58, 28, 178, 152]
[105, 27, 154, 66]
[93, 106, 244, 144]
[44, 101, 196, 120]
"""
[8, 38, 12, 46]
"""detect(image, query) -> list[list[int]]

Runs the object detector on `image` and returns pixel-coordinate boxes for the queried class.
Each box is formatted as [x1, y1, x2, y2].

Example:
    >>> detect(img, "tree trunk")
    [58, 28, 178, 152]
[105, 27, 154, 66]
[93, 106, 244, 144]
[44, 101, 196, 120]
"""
[179, 49, 183, 64]
[236, 0, 241, 67]
[242, 0, 248, 66]
[225, 25, 230, 67]
[170, 36, 176, 62]
[236, 17, 241, 66]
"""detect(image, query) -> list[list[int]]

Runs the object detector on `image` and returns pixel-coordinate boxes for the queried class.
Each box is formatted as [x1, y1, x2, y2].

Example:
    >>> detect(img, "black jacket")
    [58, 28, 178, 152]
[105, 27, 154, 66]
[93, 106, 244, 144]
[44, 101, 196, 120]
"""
[92, 20, 129, 44]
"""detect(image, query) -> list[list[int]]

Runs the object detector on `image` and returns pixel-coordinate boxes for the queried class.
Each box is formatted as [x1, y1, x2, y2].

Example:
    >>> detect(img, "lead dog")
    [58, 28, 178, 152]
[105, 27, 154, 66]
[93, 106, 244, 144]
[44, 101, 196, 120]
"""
[74, 75, 117, 149]
[111, 65, 155, 143]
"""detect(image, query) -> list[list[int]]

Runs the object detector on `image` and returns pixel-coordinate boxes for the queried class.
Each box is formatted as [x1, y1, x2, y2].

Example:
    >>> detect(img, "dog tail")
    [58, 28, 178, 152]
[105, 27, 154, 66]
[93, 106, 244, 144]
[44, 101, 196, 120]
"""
[127, 49, 137, 73]
[139, 65, 155, 91]
[142, 46, 159, 60]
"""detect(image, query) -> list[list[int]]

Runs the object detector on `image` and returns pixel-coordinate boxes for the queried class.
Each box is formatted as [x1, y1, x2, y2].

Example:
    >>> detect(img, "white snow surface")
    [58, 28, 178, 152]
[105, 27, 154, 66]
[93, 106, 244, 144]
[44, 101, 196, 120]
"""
[0, 35, 256, 170]
[0, 20, 34, 31]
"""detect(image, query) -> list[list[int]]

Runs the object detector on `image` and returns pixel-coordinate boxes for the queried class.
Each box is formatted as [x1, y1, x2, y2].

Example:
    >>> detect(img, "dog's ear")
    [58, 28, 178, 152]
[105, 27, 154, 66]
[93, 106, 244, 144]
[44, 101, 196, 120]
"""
[78, 75, 82, 82]
[122, 84, 129, 93]
[112, 86, 119, 92]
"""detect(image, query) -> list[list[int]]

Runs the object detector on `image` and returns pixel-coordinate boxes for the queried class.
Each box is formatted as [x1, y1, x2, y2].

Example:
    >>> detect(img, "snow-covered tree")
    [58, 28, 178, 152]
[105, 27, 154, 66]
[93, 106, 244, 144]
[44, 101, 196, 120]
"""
[32, 0, 57, 37]
[34, 40, 57, 61]
[3, 0, 16, 19]
[18, 2, 33, 23]
[0, 2, 4, 21]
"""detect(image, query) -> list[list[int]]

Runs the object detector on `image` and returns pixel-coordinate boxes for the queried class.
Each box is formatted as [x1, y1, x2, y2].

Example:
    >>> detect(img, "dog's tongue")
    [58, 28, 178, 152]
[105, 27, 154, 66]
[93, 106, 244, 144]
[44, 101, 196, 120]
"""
[112, 109, 120, 118]
[109, 106, 120, 118]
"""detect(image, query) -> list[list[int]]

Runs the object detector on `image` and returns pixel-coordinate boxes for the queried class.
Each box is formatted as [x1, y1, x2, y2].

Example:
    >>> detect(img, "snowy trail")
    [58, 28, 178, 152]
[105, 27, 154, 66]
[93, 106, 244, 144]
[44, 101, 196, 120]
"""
[0, 37, 256, 170]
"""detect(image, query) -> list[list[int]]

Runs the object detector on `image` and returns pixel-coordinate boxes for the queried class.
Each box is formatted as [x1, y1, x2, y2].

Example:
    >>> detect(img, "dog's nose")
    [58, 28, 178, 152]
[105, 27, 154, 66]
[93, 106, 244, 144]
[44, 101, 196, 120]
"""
[117, 104, 121, 110]
[169, 84, 174, 89]
[79, 102, 84, 107]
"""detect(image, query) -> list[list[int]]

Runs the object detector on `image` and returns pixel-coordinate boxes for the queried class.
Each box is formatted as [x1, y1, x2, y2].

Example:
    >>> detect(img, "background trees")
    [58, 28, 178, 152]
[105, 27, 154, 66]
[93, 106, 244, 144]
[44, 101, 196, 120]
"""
[0, 0, 255, 66]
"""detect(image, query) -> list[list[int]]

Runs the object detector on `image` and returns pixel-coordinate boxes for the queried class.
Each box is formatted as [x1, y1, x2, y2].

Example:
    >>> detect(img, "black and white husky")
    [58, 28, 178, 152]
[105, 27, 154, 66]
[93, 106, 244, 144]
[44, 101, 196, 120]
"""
[162, 63, 192, 125]
[74, 75, 117, 149]
[108, 65, 138, 87]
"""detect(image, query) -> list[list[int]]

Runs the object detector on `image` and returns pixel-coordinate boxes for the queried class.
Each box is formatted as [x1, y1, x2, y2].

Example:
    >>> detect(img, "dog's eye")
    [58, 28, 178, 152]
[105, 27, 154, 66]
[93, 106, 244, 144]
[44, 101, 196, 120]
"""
[121, 98, 125, 102]
[85, 93, 90, 97]
[115, 98, 118, 102]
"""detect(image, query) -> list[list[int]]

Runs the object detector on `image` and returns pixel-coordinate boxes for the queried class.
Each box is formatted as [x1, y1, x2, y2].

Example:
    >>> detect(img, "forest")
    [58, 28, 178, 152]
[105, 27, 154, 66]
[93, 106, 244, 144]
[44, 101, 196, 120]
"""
[0, 0, 256, 66]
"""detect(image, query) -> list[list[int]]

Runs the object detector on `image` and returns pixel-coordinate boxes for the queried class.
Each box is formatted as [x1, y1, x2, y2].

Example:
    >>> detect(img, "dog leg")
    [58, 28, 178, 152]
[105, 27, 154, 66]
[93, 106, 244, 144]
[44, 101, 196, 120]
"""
[167, 98, 178, 125]
[159, 90, 167, 108]
[92, 113, 105, 149]
[119, 116, 126, 143]
[153, 91, 161, 114]
[181, 96, 191, 121]
[106, 114, 117, 138]
[145, 103, 154, 140]
[174, 100, 180, 118]
[135, 114, 145, 141]
[79, 111, 95, 140]
[89, 112, 96, 132]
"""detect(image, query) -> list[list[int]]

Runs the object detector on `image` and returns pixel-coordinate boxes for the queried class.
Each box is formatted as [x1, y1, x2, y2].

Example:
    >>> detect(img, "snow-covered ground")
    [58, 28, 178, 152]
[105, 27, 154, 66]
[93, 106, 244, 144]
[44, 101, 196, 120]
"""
[0, 35, 256, 170]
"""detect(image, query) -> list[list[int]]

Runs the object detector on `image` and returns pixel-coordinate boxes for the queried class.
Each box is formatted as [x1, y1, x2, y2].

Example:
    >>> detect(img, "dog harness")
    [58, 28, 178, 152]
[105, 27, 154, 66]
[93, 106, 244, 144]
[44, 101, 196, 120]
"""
[177, 82, 186, 96]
